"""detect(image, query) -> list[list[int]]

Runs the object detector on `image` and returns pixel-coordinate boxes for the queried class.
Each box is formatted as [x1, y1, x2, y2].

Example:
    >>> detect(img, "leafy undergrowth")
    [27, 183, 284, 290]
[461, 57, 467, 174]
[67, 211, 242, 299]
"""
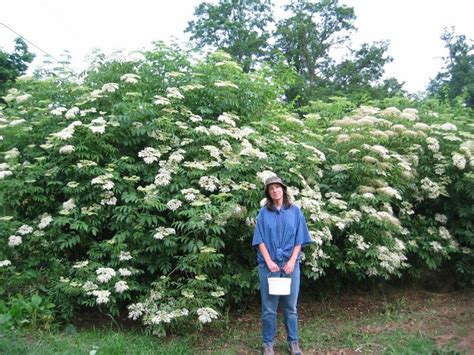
[0, 287, 472, 354]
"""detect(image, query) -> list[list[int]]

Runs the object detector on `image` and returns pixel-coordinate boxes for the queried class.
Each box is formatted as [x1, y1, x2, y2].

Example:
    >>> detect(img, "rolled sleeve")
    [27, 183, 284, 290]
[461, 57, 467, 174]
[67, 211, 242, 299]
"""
[295, 209, 312, 248]
[252, 211, 264, 248]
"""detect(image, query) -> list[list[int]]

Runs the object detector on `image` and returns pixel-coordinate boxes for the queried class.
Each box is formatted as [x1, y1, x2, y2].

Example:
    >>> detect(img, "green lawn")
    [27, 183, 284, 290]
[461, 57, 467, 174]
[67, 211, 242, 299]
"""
[1, 288, 472, 354]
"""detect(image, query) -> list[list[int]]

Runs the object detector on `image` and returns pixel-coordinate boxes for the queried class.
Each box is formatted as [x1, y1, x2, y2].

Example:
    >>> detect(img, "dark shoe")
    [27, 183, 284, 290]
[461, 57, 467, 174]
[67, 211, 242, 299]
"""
[263, 343, 274, 355]
[289, 341, 303, 355]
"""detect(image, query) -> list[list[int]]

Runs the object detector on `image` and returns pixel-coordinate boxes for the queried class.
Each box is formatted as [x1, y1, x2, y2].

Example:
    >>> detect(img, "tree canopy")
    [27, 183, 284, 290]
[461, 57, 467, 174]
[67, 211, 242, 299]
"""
[428, 28, 474, 108]
[0, 38, 35, 96]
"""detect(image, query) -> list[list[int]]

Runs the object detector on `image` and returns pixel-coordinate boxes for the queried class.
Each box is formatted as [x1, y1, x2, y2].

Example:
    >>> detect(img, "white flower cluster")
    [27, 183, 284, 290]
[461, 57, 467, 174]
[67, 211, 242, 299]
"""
[199, 175, 220, 192]
[181, 84, 205, 92]
[0, 162, 12, 180]
[128, 303, 145, 320]
[370, 145, 390, 159]
[181, 188, 201, 202]
[73, 261, 89, 268]
[153, 95, 170, 106]
[91, 173, 114, 190]
[217, 112, 239, 127]
[434, 214, 448, 224]
[376, 186, 402, 200]
[154, 169, 172, 186]
[138, 147, 161, 165]
[64, 107, 80, 120]
[239, 139, 267, 159]
[420, 177, 441, 199]
[120, 73, 140, 84]
[38, 213, 53, 229]
[60, 198, 76, 214]
[114, 281, 129, 293]
[119, 268, 132, 277]
[307, 247, 330, 277]
[119, 251, 133, 261]
[348, 233, 370, 251]
[452, 153, 466, 170]
[438, 226, 452, 240]
[376, 246, 408, 274]
[8, 235, 22, 247]
[102, 83, 119, 93]
[166, 87, 184, 100]
[153, 226, 176, 240]
[196, 307, 219, 324]
[92, 290, 111, 304]
[4, 148, 20, 160]
[59, 145, 75, 154]
[430, 241, 444, 253]
[17, 224, 33, 235]
[214, 81, 239, 89]
[96, 267, 116, 283]
[150, 309, 189, 325]
[166, 199, 182, 211]
[51, 120, 82, 140]
[88, 117, 107, 134]
[100, 191, 117, 206]
[0, 260, 12, 267]
[426, 137, 439, 153]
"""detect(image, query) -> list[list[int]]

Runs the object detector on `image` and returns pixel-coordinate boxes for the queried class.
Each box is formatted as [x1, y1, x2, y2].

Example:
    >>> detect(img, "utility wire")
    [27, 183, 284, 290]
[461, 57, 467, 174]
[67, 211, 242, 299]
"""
[0, 22, 60, 62]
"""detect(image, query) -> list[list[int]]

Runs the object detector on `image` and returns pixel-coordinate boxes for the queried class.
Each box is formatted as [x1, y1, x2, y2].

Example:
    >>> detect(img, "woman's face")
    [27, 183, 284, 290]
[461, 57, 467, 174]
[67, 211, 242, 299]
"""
[267, 183, 284, 202]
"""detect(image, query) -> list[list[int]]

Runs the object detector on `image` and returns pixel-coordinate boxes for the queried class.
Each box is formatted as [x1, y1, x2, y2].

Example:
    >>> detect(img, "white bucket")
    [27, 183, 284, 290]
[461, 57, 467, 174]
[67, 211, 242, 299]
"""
[268, 275, 291, 295]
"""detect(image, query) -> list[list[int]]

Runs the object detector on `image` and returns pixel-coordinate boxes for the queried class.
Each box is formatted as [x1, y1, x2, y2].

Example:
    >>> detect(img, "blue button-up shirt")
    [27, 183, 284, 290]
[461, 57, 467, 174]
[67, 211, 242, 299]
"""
[252, 204, 312, 265]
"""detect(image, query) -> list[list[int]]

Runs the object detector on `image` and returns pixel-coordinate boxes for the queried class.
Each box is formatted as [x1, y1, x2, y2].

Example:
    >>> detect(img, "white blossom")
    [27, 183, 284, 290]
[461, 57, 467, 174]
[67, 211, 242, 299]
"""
[138, 147, 161, 164]
[96, 267, 116, 283]
[5, 148, 20, 160]
[434, 214, 448, 224]
[38, 213, 53, 229]
[166, 87, 184, 99]
[430, 241, 444, 253]
[119, 268, 132, 277]
[199, 175, 220, 192]
[420, 177, 441, 199]
[82, 281, 98, 292]
[8, 235, 22, 247]
[114, 281, 129, 293]
[197, 307, 219, 323]
[92, 290, 111, 304]
[452, 153, 466, 170]
[153, 226, 176, 240]
[50, 107, 67, 116]
[59, 145, 75, 154]
[0, 260, 12, 267]
[102, 83, 119, 93]
[73, 261, 89, 268]
[120, 73, 140, 84]
[17, 224, 33, 235]
[128, 303, 145, 320]
[166, 199, 182, 211]
[214, 81, 239, 89]
[0, 170, 13, 179]
[153, 95, 170, 105]
[118, 251, 133, 261]
[65, 107, 80, 119]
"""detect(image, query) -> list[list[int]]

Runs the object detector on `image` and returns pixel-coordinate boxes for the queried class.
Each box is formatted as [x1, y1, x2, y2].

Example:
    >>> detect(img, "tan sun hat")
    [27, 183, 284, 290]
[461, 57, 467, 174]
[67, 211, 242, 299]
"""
[264, 175, 287, 192]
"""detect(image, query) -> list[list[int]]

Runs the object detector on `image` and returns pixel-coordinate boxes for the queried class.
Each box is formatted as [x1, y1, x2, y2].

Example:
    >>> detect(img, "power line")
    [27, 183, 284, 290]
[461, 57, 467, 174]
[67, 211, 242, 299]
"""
[0, 22, 60, 62]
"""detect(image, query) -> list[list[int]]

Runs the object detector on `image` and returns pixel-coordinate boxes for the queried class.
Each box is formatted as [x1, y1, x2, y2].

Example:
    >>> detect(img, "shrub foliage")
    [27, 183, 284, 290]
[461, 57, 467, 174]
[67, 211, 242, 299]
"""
[0, 44, 472, 333]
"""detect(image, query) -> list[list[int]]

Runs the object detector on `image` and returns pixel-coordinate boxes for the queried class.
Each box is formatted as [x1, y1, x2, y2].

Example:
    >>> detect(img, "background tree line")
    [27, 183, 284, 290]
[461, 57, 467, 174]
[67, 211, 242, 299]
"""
[1, 0, 472, 109]
[185, 0, 473, 108]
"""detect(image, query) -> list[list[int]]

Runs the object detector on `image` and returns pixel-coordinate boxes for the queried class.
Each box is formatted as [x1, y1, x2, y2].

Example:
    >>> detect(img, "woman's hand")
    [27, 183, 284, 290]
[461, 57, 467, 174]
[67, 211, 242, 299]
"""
[266, 260, 280, 273]
[283, 259, 296, 274]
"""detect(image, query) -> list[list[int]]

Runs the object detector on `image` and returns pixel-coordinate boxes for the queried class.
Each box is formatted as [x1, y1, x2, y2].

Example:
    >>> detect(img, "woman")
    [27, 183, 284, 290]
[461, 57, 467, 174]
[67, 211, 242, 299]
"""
[252, 175, 312, 355]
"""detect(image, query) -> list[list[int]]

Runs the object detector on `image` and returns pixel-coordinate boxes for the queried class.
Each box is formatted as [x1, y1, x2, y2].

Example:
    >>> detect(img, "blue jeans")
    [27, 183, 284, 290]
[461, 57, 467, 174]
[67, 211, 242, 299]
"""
[258, 261, 300, 345]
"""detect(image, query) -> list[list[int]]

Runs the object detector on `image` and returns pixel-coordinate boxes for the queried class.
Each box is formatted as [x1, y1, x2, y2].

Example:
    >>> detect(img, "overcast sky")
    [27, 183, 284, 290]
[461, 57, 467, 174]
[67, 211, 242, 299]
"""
[1, 0, 473, 93]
